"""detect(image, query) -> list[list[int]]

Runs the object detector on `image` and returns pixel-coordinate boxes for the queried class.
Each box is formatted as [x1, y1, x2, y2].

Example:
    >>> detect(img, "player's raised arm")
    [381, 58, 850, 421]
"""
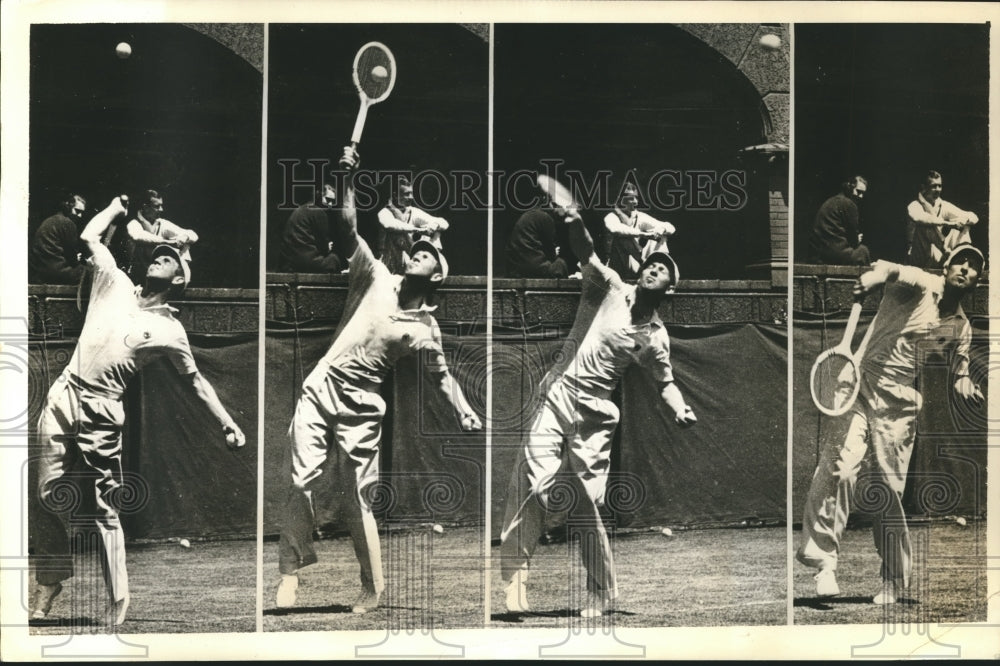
[854, 260, 902, 297]
[80, 196, 129, 249]
[335, 146, 361, 257]
[183, 370, 246, 448]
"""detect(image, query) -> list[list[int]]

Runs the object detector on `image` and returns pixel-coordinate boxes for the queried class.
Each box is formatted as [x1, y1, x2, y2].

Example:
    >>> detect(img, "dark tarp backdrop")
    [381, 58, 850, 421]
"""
[26, 314, 982, 544]
[262, 325, 487, 536]
[27, 334, 258, 544]
[491, 324, 789, 539]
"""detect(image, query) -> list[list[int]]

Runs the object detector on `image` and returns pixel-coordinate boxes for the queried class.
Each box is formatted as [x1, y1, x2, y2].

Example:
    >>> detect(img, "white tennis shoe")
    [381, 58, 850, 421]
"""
[872, 581, 899, 605]
[352, 587, 382, 614]
[276, 574, 298, 608]
[504, 570, 531, 613]
[31, 582, 63, 620]
[814, 568, 840, 597]
[112, 594, 130, 626]
[581, 590, 615, 618]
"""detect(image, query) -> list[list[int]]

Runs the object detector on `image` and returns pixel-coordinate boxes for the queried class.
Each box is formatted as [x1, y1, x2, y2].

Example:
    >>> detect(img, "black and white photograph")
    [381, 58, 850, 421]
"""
[490, 23, 789, 628]
[262, 23, 489, 632]
[1, 1, 998, 662]
[791, 23, 990, 626]
[22, 23, 261, 634]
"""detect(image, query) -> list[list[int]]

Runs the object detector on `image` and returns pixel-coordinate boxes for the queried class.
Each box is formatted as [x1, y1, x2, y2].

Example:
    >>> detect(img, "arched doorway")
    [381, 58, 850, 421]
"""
[494, 23, 773, 279]
[29, 23, 263, 288]
[794, 23, 989, 264]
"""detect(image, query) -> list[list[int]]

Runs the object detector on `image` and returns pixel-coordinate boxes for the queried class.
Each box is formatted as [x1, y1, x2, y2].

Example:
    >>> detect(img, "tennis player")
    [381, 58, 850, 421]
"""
[276, 147, 481, 614]
[797, 245, 984, 603]
[31, 196, 246, 625]
[500, 202, 696, 618]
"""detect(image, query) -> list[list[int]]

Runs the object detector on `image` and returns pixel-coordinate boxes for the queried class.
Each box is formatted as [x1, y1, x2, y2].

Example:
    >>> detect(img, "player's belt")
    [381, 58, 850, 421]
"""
[559, 373, 614, 401]
[64, 372, 125, 399]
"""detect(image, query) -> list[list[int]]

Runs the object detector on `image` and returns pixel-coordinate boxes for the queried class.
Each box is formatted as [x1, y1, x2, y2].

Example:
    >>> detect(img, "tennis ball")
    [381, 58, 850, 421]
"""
[661, 528, 673, 537]
[371, 65, 388, 81]
[116, 42, 132, 59]
[956, 517, 967, 527]
[226, 432, 238, 446]
[432, 524, 444, 534]
[759, 34, 781, 51]
[179, 538, 191, 548]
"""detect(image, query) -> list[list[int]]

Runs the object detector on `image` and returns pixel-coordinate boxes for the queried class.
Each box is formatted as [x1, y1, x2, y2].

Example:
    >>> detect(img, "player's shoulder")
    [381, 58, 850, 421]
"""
[650, 320, 672, 345]
[160, 310, 189, 337]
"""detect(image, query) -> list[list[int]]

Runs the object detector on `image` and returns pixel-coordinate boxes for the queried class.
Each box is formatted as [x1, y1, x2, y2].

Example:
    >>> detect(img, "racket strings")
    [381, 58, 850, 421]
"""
[811, 352, 860, 415]
[356, 47, 394, 99]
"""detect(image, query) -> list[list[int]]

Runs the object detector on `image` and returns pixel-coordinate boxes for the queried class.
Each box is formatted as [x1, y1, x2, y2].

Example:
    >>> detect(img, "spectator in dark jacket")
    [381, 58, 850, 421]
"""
[29, 192, 87, 284]
[279, 183, 343, 273]
[506, 206, 573, 278]
[809, 176, 871, 265]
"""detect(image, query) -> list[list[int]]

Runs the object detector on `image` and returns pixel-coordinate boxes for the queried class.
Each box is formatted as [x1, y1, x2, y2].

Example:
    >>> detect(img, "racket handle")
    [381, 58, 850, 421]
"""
[350, 100, 369, 145]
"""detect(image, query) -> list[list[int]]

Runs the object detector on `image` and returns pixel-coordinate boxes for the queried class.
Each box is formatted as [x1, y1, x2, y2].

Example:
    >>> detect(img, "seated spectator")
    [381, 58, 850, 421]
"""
[603, 182, 675, 280]
[808, 176, 871, 265]
[29, 192, 88, 285]
[377, 175, 449, 274]
[105, 189, 199, 284]
[906, 170, 979, 270]
[279, 182, 343, 273]
[505, 200, 574, 278]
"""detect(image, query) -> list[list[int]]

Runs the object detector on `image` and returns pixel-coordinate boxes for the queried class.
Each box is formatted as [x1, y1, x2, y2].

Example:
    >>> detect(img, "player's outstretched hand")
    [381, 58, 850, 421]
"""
[110, 195, 129, 216]
[339, 145, 360, 171]
[224, 423, 246, 449]
[855, 260, 895, 297]
[460, 412, 483, 432]
[852, 276, 869, 299]
[954, 376, 984, 407]
[675, 405, 697, 428]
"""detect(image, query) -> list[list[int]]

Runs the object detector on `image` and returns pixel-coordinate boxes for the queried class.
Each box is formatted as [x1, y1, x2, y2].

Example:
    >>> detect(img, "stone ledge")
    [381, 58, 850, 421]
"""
[29, 284, 259, 300]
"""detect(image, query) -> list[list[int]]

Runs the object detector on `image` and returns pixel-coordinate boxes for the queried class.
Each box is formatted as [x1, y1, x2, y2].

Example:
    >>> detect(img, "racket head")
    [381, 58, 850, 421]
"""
[536, 173, 579, 213]
[809, 349, 862, 417]
[352, 41, 396, 102]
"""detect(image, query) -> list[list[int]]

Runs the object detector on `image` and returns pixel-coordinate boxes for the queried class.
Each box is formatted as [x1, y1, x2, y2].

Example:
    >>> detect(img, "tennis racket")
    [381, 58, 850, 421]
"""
[810, 299, 875, 416]
[536, 173, 580, 217]
[349, 42, 396, 148]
